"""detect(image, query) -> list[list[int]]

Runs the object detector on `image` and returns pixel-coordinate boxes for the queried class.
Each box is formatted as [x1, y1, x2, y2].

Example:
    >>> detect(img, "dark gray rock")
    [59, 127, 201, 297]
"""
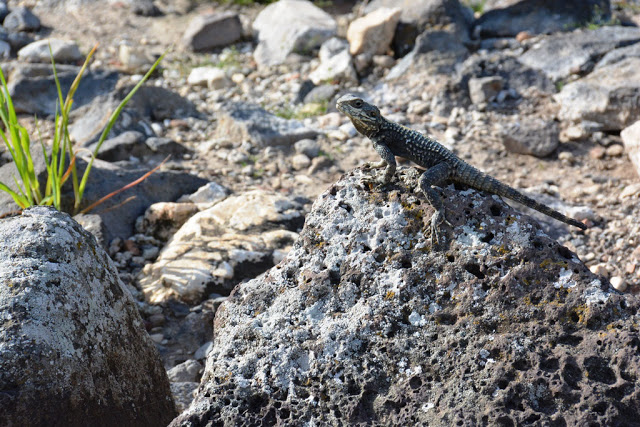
[0, 1, 9, 23]
[121, 85, 200, 121]
[181, 12, 242, 52]
[468, 75, 504, 104]
[215, 102, 317, 147]
[0, 207, 177, 426]
[366, 0, 473, 42]
[595, 41, 640, 69]
[6, 31, 33, 51]
[87, 130, 152, 162]
[132, 0, 162, 16]
[171, 167, 636, 426]
[7, 64, 119, 116]
[303, 84, 337, 104]
[3, 6, 40, 32]
[70, 86, 197, 146]
[0, 151, 208, 244]
[387, 29, 469, 79]
[145, 136, 189, 157]
[518, 26, 640, 81]
[69, 94, 153, 147]
[555, 57, 640, 131]
[501, 117, 560, 157]
[472, 0, 611, 38]
[73, 212, 106, 248]
[455, 51, 555, 96]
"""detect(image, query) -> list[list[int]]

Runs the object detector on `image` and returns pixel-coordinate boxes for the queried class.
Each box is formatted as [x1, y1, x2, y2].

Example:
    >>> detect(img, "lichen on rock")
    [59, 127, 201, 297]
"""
[171, 167, 638, 426]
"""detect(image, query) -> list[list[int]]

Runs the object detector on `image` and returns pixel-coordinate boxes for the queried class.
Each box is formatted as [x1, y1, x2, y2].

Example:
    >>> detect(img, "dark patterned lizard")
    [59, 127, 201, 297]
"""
[336, 94, 587, 242]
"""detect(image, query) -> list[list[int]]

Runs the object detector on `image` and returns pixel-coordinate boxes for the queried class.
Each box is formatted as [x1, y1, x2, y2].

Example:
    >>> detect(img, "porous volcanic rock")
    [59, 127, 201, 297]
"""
[0, 207, 176, 426]
[171, 168, 638, 426]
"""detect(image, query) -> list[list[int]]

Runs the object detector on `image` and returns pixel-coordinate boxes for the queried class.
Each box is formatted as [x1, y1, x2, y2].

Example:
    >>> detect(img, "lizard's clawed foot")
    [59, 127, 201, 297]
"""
[428, 210, 452, 247]
[363, 160, 387, 170]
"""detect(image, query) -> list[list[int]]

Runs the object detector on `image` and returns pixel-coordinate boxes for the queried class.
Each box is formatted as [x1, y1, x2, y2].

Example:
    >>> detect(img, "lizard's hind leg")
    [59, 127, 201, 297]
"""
[418, 162, 453, 245]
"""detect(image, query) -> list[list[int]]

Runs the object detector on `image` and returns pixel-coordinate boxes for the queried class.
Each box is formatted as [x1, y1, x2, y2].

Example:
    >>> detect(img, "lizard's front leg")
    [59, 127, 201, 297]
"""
[364, 140, 396, 186]
[418, 162, 453, 245]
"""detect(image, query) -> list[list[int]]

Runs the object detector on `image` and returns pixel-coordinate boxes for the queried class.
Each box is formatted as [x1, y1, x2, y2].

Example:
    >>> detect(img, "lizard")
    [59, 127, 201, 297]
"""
[336, 94, 587, 243]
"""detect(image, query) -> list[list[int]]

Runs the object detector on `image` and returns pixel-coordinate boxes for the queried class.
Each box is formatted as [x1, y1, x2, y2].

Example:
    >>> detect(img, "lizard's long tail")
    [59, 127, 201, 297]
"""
[456, 164, 587, 230]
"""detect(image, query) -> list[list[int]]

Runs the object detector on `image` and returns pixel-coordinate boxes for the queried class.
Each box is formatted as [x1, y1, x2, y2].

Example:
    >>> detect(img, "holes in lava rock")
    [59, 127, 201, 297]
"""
[338, 202, 353, 213]
[409, 376, 422, 390]
[540, 357, 560, 372]
[512, 359, 530, 371]
[550, 416, 567, 427]
[490, 204, 502, 216]
[480, 232, 494, 243]
[584, 356, 616, 385]
[562, 360, 582, 389]
[557, 245, 573, 259]
[593, 402, 607, 415]
[436, 313, 457, 325]
[464, 263, 485, 279]
[557, 334, 583, 346]
[447, 254, 455, 262]
[401, 258, 412, 269]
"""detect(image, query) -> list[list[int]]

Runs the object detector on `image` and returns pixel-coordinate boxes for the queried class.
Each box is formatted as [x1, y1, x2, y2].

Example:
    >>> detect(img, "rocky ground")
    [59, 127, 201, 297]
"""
[1, 0, 640, 421]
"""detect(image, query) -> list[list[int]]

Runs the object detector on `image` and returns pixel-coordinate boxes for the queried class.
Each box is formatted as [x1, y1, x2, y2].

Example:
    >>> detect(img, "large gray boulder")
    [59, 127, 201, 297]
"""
[473, 0, 611, 38]
[518, 26, 640, 81]
[554, 57, 640, 131]
[215, 101, 318, 147]
[252, 0, 337, 67]
[171, 167, 638, 426]
[0, 207, 177, 426]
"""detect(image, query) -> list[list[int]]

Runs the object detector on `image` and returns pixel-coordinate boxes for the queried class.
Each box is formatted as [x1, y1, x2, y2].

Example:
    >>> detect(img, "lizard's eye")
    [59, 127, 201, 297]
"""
[368, 111, 377, 118]
[354, 100, 363, 108]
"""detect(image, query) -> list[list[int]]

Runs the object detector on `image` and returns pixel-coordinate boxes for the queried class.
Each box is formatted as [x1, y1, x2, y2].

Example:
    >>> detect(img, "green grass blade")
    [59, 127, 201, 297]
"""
[76, 52, 166, 210]
[0, 181, 28, 209]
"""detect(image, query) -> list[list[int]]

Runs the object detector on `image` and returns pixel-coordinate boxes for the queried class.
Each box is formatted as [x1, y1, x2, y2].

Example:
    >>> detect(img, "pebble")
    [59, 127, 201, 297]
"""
[610, 276, 627, 292]
[292, 153, 311, 170]
[589, 263, 609, 277]
[149, 333, 165, 344]
[605, 144, 624, 157]
[589, 146, 605, 159]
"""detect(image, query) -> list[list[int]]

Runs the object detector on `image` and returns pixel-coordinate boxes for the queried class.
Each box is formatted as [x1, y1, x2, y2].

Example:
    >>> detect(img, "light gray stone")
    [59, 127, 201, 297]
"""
[187, 181, 229, 206]
[0, 207, 177, 426]
[309, 48, 357, 85]
[3, 6, 40, 32]
[253, 0, 336, 67]
[17, 38, 83, 63]
[621, 120, 640, 179]
[518, 26, 640, 81]
[501, 117, 559, 157]
[468, 75, 504, 104]
[294, 138, 321, 158]
[181, 12, 243, 52]
[167, 359, 203, 383]
[554, 57, 640, 131]
[215, 102, 317, 147]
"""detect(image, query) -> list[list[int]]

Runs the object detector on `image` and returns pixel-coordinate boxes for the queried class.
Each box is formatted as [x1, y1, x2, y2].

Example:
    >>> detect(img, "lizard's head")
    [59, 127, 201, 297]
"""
[336, 94, 383, 137]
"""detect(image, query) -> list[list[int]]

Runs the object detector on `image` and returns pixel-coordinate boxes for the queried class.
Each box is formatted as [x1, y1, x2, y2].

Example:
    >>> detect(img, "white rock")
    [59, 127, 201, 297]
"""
[17, 38, 83, 63]
[309, 49, 357, 85]
[187, 66, 231, 89]
[347, 7, 401, 56]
